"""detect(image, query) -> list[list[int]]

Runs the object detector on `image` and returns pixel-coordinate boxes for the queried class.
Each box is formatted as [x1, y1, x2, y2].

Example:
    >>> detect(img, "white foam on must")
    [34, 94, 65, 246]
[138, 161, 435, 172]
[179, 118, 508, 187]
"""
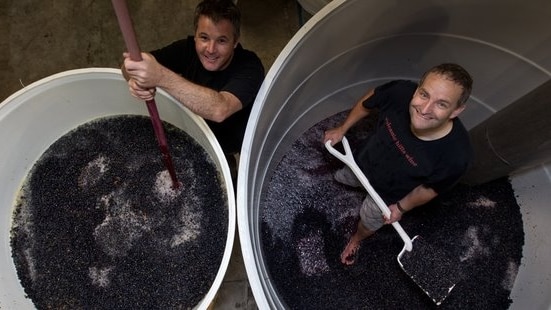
[501, 260, 519, 291]
[153, 170, 183, 203]
[23, 248, 37, 283]
[459, 226, 490, 262]
[162, 165, 204, 248]
[93, 188, 152, 257]
[78, 155, 109, 188]
[88, 266, 114, 288]
[170, 206, 202, 248]
[467, 196, 497, 208]
[12, 188, 38, 283]
[296, 230, 330, 276]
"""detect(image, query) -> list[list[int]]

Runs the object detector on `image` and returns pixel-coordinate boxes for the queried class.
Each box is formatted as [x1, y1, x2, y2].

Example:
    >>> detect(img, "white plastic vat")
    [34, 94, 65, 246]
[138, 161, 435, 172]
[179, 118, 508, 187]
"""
[0, 68, 235, 310]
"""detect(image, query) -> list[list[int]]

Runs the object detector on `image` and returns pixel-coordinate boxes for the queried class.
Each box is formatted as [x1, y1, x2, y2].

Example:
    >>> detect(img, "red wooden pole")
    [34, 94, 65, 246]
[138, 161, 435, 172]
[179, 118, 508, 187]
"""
[111, 0, 179, 189]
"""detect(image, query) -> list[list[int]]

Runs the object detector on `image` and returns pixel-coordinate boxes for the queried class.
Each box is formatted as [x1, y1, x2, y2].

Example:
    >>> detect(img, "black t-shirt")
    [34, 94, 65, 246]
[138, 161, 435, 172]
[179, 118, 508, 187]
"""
[354, 80, 473, 204]
[151, 36, 265, 153]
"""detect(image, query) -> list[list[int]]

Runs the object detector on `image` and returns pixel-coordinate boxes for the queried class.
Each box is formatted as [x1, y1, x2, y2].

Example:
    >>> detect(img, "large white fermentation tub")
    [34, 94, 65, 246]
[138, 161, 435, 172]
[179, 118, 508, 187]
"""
[0, 68, 235, 309]
[237, 0, 551, 309]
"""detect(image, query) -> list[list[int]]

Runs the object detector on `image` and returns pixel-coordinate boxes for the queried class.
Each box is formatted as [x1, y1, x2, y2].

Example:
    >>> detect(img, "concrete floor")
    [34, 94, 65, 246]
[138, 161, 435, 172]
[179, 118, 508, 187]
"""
[2, 0, 308, 309]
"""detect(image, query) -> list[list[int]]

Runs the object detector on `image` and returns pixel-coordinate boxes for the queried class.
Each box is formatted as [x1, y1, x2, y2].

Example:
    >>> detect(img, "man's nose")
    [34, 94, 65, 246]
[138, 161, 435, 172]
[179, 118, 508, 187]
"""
[420, 101, 434, 114]
[206, 40, 216, 53]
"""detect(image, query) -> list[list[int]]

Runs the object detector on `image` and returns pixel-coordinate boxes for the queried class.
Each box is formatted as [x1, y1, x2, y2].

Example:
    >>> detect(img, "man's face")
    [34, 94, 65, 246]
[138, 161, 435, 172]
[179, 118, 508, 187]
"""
[409, 73, 466, 139]
[194, 15, 238, 72]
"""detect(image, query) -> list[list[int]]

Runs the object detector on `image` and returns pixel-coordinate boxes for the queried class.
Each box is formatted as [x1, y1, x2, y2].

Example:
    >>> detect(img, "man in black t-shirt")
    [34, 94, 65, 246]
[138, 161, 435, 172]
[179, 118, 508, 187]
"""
[122, 0, 265, 173]
[324, 63, 474, 265]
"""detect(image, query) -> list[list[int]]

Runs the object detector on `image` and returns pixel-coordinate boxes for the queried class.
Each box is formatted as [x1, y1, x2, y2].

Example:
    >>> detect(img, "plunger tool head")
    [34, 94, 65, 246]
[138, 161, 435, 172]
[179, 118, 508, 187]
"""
[398, 236, 462, 305]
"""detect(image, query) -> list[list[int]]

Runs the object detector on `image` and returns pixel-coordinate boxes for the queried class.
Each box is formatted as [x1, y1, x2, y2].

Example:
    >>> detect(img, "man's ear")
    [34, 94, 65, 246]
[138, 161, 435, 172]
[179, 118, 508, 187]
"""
[450, 103, 466, 119]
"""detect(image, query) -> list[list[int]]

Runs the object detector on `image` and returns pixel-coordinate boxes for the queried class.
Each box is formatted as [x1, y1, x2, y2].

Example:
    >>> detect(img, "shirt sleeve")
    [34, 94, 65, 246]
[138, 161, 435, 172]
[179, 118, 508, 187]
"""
[220, 49, 265, 109]
[362, 80, 414, 110]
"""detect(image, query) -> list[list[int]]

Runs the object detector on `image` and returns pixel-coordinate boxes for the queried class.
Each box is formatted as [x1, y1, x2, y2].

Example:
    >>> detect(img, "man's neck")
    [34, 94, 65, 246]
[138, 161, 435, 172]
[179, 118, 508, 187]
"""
[411, 120, 454, 141]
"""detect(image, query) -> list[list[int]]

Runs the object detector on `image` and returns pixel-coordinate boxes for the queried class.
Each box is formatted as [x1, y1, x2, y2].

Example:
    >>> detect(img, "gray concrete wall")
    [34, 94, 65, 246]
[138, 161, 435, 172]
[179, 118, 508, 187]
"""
[1, 0, 300, 102]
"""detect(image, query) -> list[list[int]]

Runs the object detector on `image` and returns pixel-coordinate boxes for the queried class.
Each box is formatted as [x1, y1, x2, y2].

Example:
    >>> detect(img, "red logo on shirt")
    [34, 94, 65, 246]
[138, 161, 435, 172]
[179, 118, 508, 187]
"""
[385, 117, 418, 167]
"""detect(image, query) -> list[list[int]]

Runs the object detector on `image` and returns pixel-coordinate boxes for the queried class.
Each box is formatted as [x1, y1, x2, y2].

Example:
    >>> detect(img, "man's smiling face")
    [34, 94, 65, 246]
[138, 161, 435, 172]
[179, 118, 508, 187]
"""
[409, 72, 466, 140]
[194, 15, 238, 72]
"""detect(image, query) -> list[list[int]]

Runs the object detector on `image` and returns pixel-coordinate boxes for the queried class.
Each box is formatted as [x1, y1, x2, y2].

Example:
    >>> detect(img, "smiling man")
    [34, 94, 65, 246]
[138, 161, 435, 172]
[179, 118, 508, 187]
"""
[122, 0, 264, 170]
[323, 63, 473, 265]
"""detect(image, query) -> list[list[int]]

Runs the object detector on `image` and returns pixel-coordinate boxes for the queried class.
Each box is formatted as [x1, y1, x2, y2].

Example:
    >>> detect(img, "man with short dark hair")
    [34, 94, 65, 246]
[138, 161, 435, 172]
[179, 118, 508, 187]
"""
[324, 63, 474, 265]
[122, 0, 265, 168]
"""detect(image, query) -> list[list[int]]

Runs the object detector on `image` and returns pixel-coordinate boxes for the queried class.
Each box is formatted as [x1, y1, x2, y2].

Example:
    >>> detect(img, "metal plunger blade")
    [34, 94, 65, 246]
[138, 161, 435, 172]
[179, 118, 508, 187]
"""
[398, 236, 461, 305]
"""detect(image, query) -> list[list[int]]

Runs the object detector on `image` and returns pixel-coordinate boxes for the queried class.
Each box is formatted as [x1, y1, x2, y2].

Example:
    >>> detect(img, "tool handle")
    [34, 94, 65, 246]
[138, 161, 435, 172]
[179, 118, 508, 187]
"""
[111, 0, 142, 61]
[325, 136, 413, 251]
[111, 0, 179, 188]
[111, 0, 165, 148]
